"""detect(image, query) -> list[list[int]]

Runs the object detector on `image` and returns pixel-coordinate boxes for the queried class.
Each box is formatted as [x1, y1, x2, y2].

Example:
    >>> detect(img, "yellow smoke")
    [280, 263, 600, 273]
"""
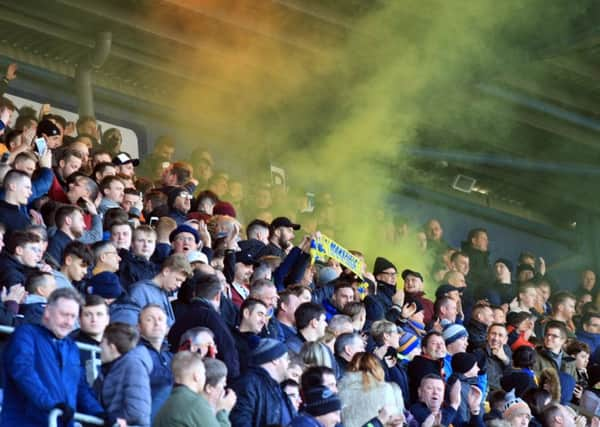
[145, 1, 585, 285]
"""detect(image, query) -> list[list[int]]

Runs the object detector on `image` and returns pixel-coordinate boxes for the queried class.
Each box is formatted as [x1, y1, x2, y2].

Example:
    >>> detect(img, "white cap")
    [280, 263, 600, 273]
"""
[187, 250, 208, 265]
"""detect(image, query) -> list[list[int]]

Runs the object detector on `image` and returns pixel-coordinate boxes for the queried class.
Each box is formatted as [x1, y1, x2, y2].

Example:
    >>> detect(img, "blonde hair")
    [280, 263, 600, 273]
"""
[156, 217, 177, 235]
[161, 253, 192, 277]
[347, 352, 385, 389]
[299, 341, 333, 369]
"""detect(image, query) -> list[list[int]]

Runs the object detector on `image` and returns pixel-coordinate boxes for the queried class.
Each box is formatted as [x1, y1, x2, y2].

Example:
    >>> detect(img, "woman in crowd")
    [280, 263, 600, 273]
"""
[338, 352, 404, 427]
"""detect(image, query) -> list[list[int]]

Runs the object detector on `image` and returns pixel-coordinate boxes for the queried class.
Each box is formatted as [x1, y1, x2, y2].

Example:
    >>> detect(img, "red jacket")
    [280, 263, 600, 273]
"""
[48, 175, 68, 203]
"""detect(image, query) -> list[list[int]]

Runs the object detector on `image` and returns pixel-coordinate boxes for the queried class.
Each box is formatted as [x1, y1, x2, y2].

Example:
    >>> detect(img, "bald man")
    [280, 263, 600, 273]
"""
[154, 352, 236, 427]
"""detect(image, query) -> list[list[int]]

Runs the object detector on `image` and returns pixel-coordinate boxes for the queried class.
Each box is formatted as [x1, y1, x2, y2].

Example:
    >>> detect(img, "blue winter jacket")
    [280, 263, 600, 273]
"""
[94, 344, 153, 427]
[129, 279, 176, 327]
[0, 323, 104, 427]
[109, 294, 142, 326]
[577, 329, 600, 360]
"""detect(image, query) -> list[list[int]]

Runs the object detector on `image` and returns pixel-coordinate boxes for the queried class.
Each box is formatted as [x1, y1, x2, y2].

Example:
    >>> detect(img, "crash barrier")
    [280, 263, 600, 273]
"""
[0, 324, 101, 385]
[48, 408, 105, 427]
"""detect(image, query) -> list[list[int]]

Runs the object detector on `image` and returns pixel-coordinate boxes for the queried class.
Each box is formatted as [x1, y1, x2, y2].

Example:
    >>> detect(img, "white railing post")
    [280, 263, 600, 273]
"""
[48, 408, 106, 426]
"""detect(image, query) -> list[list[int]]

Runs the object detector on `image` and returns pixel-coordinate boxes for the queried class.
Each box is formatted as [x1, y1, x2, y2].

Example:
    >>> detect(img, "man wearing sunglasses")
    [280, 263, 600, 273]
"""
[167, 187, 193, 225]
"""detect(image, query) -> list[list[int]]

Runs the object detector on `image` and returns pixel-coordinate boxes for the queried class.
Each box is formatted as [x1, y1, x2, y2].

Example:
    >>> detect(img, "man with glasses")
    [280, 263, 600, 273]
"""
[364, 256, 404, 322]
[0, 230, 43, 288]
[170, 224, 201, 256]
[92, 241, 121, 276]
[167, 187, 192, 225]
[533, 320, 577, 382]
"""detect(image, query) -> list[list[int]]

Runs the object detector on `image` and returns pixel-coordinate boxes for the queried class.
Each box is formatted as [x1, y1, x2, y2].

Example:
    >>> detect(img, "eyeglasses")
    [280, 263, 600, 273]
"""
[175, 236, 196, 243]
[381, 271, 397, 276]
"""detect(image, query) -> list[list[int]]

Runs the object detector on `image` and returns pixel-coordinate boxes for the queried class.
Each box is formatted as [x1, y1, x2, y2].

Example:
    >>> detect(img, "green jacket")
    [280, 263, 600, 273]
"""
[533, 347, 577, 379]
[153, 385, 231, 427]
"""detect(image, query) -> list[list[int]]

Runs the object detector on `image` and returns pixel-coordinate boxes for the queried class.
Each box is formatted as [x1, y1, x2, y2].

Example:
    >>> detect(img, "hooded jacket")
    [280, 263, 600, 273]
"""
[118, 249, 159, 291]
[0, 252, 39, 289]
[94, 345, 153, 427]
[168, 298, 240, 381]
[364, 281, 395, 322]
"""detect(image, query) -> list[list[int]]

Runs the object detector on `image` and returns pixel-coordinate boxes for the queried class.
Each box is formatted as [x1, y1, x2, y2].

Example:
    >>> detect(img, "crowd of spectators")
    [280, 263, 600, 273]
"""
[0, 63, 597, 427]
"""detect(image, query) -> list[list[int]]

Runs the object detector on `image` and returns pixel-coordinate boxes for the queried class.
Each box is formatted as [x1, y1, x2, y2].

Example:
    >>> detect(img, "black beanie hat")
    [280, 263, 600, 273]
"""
[250, 338, 288, 366]
[373, 257, 396, 276]
[451, 352, 478, 374]
[302, 386, 342, 417]
[36, 119, 60, 137]
[495, 258, 514, 274]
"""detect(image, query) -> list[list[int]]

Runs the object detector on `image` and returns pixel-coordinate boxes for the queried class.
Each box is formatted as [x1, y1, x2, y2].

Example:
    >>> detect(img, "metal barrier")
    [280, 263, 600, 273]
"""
[48, 408, 105, 427]
[0, 324, 102, 384]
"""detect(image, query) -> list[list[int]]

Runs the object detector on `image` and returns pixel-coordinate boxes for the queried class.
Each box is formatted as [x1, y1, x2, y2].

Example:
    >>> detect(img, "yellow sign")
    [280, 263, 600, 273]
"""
[310, 234, 364, 279]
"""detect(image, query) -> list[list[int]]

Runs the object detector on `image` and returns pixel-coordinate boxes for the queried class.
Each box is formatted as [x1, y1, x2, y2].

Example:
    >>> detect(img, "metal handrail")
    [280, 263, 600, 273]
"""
[48, 408, 105, 427]
[0, 324, 16, 335]
[0, 324, 102, 383]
